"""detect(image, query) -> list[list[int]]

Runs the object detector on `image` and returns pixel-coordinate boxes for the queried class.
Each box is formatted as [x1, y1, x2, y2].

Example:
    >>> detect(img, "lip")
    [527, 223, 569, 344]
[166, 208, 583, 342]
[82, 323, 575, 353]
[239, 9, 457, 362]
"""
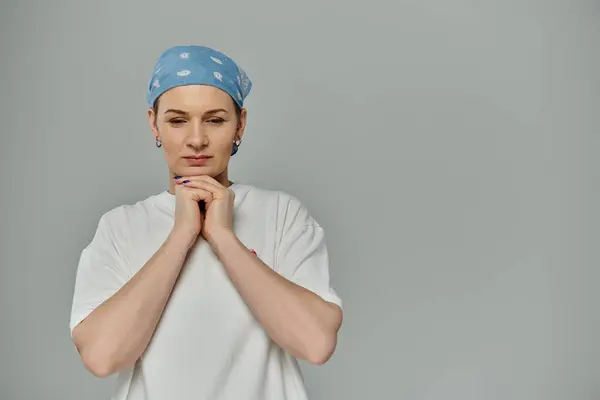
[184, 155, 212, 166]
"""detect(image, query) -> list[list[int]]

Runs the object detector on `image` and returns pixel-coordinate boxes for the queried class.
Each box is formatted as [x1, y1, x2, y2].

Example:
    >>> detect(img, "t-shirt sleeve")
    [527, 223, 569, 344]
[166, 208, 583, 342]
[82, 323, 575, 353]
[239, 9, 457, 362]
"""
[69, 212, 130, 336]
[274, 195, 342, 309]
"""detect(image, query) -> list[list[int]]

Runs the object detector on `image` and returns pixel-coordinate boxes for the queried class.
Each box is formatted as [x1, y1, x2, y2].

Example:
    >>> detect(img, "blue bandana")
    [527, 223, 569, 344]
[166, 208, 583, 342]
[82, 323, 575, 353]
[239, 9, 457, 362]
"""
[146, 45, 252, 109]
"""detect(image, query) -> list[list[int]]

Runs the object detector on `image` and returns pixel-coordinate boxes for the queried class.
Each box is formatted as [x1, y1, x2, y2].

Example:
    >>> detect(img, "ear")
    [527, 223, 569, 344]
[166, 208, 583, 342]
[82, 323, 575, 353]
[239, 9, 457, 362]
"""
[236, 108, 248, 141]
[147, 107, 160, 140]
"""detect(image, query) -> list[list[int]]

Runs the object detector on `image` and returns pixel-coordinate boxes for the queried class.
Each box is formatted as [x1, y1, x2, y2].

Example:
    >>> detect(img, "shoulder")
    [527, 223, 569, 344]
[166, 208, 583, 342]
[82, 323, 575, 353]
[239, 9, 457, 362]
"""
[278, 191, 320, 228]
[235, 183, 319, 228]
[92, 192, 165, 235]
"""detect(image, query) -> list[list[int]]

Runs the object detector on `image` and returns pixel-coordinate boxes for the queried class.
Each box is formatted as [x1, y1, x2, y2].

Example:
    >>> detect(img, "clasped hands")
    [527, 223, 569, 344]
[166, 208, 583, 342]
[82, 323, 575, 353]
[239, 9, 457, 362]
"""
[172, 175, 235, 246]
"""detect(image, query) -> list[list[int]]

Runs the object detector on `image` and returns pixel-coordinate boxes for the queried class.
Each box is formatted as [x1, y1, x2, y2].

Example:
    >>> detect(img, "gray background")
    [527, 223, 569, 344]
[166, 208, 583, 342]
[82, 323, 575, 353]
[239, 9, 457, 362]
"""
[1, 0, 597, 399]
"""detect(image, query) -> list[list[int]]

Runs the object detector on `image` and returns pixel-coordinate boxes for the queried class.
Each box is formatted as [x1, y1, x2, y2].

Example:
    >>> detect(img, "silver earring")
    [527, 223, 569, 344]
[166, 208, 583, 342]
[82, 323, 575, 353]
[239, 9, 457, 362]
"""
[155, 137, 162, 148]
[231, 139, 241, 156]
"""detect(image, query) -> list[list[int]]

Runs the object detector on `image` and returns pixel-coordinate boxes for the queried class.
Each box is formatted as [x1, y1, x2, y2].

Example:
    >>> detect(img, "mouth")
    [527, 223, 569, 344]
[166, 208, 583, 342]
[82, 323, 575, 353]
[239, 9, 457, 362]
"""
[184, 155, 212, 166]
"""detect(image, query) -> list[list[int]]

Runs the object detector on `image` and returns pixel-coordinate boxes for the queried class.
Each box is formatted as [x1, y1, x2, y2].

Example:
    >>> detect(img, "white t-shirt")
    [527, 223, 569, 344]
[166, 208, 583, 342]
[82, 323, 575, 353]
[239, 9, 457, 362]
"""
[69, 183, 342, 400]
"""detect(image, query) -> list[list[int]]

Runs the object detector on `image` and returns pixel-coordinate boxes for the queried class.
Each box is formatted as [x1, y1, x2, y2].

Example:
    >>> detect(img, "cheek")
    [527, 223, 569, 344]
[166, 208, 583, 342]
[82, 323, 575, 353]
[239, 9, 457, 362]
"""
[161, 125, 185, 143]
[163, 138, 181, 153]
[210, 129, 236, 153]
[160, 131, 186, 160]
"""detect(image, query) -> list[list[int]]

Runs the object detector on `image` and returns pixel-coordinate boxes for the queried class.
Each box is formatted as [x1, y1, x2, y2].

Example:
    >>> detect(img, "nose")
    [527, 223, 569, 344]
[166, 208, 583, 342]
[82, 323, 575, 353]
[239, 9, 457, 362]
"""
[185, 120, 209, 150]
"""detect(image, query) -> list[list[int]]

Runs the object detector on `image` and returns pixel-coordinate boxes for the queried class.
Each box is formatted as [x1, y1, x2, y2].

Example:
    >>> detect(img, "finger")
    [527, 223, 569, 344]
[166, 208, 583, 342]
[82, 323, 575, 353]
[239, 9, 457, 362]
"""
[179, 183, 216, 206]
[179, 178, 230, 199]
[175, 175, 223, 189]
[176, 176, 222, 191]
[189, 174, 222, 186]
[181, 185, 214, 206]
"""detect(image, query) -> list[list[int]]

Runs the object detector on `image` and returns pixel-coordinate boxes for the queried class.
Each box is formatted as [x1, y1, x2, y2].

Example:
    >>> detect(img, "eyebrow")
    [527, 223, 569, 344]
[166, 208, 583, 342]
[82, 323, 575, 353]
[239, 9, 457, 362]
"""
[163, 108, 229, 116]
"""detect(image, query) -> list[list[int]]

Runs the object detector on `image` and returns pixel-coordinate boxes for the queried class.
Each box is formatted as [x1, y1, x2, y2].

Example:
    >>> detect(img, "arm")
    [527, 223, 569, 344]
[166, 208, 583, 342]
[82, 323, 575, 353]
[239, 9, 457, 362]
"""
[174, 175, 344, 365]
[72, 230, 194, 377]
[209, 230, 343, 365]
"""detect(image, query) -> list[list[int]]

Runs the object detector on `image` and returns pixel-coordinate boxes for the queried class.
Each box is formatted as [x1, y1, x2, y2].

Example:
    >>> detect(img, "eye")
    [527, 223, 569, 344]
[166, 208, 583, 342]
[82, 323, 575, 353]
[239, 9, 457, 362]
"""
[169, 118, 186, 125]
[207, 118, 225, 125]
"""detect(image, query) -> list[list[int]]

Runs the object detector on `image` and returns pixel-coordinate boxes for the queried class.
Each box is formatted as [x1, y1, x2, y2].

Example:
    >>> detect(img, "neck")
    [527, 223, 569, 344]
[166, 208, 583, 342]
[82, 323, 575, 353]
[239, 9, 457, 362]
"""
[167, 168, 233, 195]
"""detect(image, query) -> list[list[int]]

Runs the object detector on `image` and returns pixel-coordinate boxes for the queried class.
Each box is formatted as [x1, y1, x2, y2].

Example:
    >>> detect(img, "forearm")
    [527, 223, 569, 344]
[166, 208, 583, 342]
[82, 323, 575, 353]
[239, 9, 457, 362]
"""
[73, 230, 195, 377]
[209, 231, 342, 365]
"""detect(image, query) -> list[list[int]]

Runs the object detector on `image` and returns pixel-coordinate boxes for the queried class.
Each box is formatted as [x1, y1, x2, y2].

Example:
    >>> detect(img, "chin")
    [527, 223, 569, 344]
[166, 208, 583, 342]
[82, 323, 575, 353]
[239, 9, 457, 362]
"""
[176, 162, 225, 177]
[183, 167, 213, 176]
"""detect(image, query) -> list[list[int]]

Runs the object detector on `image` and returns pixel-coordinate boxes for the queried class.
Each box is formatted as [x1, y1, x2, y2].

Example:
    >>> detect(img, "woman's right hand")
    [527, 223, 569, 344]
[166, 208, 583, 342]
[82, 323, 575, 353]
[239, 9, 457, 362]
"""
[171, 182, 214, 245]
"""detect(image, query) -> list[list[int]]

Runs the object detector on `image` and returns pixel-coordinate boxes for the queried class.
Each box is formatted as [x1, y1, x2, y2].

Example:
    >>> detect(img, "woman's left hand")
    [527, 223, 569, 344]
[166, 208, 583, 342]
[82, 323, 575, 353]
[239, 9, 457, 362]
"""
[174, 176, 235, 244]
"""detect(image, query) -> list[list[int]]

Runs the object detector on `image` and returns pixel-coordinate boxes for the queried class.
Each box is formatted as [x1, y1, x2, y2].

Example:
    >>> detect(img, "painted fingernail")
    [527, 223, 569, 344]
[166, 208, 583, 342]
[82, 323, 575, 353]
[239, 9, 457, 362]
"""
[174, 176, 182, 179]
[182, 180, 190, 184]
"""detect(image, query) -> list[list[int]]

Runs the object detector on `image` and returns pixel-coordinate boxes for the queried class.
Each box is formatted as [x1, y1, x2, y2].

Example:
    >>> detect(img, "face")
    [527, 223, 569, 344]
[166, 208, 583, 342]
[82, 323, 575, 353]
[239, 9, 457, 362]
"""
[148, 85, 247, 184]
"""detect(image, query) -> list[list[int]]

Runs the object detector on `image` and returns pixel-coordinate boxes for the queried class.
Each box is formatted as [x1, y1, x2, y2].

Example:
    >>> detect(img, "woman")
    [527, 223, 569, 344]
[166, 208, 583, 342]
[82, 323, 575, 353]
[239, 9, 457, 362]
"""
[69, 45, 343, 399]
